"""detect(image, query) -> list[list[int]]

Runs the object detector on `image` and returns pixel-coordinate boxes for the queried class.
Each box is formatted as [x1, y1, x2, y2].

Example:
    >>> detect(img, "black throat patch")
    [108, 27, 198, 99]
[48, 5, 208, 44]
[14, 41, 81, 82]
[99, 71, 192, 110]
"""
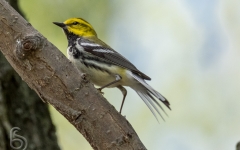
[63, 29, 79, 46]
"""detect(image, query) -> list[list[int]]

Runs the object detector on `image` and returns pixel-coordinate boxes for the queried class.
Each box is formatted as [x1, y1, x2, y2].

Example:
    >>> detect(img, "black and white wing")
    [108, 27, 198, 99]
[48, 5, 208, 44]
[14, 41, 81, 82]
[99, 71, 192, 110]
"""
[78, 37, 151, 80]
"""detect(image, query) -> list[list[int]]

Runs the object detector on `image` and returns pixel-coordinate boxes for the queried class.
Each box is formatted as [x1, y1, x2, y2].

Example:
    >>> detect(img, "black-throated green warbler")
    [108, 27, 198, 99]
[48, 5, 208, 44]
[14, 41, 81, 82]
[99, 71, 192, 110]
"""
[53, 18, 170, 120]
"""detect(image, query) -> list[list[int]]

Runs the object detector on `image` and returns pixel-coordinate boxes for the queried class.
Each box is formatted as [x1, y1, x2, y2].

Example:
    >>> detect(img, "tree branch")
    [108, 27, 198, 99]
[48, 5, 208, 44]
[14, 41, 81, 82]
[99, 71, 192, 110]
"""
[0, 0, 146, 149]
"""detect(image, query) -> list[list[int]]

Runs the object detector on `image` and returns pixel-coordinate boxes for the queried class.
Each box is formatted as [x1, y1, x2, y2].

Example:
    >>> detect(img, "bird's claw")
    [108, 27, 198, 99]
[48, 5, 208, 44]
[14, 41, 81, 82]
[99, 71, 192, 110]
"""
[81, 73, 88, 82]
[97, 88, 104, 95]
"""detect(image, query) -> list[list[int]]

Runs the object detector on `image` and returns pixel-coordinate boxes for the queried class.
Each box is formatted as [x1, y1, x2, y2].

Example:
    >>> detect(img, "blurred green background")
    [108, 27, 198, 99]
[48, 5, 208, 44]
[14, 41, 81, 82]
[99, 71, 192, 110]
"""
[19, 0, 240, 150]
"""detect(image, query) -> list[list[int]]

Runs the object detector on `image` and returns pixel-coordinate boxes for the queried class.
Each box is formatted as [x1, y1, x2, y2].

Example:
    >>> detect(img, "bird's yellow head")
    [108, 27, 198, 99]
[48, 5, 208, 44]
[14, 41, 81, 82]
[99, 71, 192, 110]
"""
[53, 18, 97, 37]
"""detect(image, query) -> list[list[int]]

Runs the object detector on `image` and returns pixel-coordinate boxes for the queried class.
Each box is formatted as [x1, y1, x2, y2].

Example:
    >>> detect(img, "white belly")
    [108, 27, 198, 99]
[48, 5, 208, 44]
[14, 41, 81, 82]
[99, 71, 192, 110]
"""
[68, 55, 136, 88]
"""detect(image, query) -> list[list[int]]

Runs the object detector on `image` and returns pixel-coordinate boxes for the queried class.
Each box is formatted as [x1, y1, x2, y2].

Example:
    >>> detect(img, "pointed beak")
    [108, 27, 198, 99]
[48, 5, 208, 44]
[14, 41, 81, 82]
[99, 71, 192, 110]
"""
[53, 22, 66, 28]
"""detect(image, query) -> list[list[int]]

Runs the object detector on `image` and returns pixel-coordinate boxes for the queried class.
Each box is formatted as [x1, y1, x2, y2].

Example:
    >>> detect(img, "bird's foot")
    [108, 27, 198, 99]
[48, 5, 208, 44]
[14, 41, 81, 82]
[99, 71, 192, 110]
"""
[81, 73, 88, 82]
[97, 88, 104, 95]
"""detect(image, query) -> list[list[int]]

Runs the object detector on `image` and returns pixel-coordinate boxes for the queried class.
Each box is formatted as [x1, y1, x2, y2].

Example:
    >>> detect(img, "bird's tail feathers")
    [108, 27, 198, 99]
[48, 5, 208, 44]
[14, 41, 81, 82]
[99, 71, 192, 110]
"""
[131, 73, 171, 121]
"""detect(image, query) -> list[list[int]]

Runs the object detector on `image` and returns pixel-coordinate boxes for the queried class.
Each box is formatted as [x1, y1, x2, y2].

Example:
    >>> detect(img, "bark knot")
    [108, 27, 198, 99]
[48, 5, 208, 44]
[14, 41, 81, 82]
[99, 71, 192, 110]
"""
[15, 34, 44, 59]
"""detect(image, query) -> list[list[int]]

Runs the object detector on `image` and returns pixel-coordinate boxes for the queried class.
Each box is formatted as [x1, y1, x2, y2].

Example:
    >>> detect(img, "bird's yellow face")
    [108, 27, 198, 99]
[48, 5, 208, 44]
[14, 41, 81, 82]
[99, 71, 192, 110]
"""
[62, 18, 97, 37]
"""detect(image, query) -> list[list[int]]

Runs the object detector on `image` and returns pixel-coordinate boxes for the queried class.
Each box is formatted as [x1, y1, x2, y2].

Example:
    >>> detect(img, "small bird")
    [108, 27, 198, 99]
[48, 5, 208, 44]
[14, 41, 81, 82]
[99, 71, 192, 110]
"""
[53, 18, 170, 120]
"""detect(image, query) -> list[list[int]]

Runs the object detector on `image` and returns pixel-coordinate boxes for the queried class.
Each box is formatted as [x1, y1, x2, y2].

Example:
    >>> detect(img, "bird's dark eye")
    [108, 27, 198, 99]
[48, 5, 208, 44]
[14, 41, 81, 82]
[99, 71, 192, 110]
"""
[72, 22, 79, 25]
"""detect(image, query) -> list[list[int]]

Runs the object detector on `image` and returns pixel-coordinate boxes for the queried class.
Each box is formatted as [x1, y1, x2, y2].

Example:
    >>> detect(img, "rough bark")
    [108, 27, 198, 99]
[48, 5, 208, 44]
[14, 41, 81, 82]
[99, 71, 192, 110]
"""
[0, 0, 61, 150]
[0, 53, 61, 150]
[0, 0, 146, 150]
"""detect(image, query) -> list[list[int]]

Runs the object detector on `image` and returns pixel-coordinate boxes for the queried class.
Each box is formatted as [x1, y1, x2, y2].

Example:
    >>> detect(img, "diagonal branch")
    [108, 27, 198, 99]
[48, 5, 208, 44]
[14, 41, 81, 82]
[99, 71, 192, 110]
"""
[0, 0, 146, 149]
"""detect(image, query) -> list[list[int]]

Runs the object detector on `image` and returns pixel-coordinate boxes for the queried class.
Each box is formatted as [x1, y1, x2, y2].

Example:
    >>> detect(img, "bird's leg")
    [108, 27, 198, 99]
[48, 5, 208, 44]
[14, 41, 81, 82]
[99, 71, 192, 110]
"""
[117, 85, 127, 114]
[97, 75, 122, 94]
